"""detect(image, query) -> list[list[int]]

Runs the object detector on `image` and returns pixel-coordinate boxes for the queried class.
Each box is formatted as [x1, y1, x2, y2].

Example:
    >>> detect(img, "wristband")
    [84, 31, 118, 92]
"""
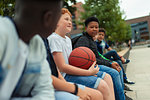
[73, 83, 78, 95]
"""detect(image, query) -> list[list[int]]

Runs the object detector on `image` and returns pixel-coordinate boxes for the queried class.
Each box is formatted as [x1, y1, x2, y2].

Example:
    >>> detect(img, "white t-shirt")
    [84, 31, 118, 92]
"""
[47, 33, 72, 77]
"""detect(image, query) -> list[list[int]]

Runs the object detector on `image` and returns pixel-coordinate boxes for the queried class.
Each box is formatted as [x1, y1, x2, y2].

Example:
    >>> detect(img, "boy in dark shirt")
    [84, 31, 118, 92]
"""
[74, 16, 131, 100]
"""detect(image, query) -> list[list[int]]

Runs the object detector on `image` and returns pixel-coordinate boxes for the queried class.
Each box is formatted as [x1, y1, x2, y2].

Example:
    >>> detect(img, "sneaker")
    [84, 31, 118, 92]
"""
[124, 79, 135, 84]
[123, 59, 130, 64]
[124, 84, 133, 91]
[125, 93, 133, 100]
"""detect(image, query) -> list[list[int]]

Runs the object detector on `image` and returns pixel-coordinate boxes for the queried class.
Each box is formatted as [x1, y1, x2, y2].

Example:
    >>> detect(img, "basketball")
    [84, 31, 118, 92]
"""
[69, 47, 96, 69]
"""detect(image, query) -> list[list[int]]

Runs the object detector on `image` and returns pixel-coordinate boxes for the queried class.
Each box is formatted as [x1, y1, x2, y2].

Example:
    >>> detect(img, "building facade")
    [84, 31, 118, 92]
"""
[126, 15, 150, 42]
[69, 2, 84, 38]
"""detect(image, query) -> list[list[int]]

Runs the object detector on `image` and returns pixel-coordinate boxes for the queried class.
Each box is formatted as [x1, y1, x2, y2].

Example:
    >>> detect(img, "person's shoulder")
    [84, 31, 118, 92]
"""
[29, 35, 46, 59]
[0, 17, 12, 35]
[47, 33, 60, 41]
[78, 35, 88, 40]
[0, 16, 18, 44]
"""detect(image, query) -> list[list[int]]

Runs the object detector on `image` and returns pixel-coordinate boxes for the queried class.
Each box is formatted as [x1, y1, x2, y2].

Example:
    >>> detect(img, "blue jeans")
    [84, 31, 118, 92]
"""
[99, 65, 125, 100]
[55, 91, 79, 100]
[104, 50, 128, 80]
[55, 84, 85, 100]
[65, 71, 105, 89]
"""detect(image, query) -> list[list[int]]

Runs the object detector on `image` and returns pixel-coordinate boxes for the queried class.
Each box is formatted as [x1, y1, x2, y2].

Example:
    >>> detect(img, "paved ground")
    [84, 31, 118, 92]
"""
[125, 44, 150, 100]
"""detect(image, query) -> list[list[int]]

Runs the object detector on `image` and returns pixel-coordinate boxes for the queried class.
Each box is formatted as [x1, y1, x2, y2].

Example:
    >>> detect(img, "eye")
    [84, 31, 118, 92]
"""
[65, 17, 69, 21]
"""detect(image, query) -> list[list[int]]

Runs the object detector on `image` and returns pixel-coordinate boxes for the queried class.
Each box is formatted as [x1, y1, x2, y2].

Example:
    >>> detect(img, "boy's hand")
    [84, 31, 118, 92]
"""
[77, 88, 91, 100]
[88, 61, 100, 75]
[111, 62, 121, 72]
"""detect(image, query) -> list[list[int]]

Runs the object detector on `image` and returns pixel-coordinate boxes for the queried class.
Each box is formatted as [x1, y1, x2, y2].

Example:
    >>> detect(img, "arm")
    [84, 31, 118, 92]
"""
[30, 59, 55, 100]
[96, 56, 112, 67]
[52, 75, 75, 93]
[107, 47, 112, 51]
[53, 52, 99, 76]
[52, 75, 92, 100]
[57, 68, 66, 81]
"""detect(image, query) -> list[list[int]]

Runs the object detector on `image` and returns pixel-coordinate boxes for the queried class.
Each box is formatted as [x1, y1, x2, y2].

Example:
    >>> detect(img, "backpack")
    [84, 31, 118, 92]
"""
[71, 35, 82, 49]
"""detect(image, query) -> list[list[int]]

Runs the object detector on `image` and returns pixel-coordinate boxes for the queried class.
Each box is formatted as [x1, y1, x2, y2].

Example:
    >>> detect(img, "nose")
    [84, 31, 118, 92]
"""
[69, 20, 72, 25]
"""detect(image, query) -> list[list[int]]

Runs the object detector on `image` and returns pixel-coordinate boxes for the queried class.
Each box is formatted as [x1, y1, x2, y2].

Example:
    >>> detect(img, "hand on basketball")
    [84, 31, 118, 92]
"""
[111, 62, 121, 72]
[88, 61, 100, 75]
[77, 88, 91, 100]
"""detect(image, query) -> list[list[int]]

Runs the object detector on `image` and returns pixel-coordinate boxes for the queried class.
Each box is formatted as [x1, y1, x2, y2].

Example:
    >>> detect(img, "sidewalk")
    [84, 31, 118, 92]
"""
[125, 45, 150, 100]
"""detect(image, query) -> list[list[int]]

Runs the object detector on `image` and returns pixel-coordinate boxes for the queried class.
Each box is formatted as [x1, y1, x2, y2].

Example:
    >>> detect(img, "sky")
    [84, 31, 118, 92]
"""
[76, 0, 150, 20]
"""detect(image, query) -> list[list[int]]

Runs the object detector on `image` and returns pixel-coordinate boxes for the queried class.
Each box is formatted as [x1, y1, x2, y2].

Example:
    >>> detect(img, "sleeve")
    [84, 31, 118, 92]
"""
[96, 54, 112, 67]
[30, 59, 55, 100]
[105, 42, 109, 49]
[47, 36, 62, 53]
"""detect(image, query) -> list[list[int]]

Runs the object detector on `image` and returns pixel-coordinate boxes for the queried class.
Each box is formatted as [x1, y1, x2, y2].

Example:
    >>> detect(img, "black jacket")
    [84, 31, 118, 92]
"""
[74, 32, 112, 67]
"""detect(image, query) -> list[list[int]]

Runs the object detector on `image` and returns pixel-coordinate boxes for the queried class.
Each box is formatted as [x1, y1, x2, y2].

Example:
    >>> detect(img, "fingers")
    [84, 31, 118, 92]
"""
[92, 61, 96, 66]
[85, 94, 91, 100]
[117, 66, 121, 72]
[94, 75, 97, 77]
[86, 95, 91, 100]
[95, 65, 100, 70]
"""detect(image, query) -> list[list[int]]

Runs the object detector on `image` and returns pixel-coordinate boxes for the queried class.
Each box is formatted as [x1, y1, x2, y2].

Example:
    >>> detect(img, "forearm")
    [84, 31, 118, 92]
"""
[57, 69, 66, 81]
[52, 75, 75, 93]
[59, 63, 92, 76]
[96, 57, 111, 67]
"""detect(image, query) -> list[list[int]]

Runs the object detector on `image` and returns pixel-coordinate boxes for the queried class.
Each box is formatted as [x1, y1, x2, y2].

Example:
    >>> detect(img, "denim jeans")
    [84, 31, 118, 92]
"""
[65, 71, 105, 89]
[99, 65, 125, 100]
[55, 84, 85, 100]
[55, 91, 79, 100]
[103, 50, 121, 61]
[103, 50, 128, 80]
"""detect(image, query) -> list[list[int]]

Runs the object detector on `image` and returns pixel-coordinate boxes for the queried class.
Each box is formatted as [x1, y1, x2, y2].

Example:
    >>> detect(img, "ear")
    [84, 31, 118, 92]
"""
[43, 11, 53, 28]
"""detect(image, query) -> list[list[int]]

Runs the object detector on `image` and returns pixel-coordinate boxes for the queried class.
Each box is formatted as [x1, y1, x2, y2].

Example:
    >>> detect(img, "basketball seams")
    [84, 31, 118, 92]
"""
[69, 47, 96, 69]
[76, 47, 93, 69]
[69, 56, 95, 62]
[78, 47, 90, 59]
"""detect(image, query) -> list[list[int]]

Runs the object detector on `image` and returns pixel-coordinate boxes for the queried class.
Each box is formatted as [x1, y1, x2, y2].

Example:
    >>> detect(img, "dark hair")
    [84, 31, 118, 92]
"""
[84, 16, 99, 27]
[99, 28, 106, 34]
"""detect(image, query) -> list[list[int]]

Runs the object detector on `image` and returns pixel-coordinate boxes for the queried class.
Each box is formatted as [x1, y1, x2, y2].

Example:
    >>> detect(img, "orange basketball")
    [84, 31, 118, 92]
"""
[69, 47, 96, 69]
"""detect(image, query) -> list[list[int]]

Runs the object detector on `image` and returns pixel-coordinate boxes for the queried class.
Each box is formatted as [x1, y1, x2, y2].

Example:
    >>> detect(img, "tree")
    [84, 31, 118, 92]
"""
[64, 0, 76, 15]
[80, 0, 131, 43]
[0, 0, 77, 17]
[0, 0, 15, 17]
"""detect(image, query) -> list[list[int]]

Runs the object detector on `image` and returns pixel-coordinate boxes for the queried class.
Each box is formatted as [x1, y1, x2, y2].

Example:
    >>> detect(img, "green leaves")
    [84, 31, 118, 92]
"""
[80, 0, 131, 43]
[0, 0, 15, 17]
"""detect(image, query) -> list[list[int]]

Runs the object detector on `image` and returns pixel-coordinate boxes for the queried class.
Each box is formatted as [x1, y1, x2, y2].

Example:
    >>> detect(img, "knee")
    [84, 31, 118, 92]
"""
[111, 49, 117, 53]
[97, 80, 109, 93]
[104, 73, 112, 81]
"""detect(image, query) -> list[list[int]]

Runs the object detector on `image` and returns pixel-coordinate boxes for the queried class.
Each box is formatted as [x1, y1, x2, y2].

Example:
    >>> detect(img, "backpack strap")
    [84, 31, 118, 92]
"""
[43, 38, 58, 77]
